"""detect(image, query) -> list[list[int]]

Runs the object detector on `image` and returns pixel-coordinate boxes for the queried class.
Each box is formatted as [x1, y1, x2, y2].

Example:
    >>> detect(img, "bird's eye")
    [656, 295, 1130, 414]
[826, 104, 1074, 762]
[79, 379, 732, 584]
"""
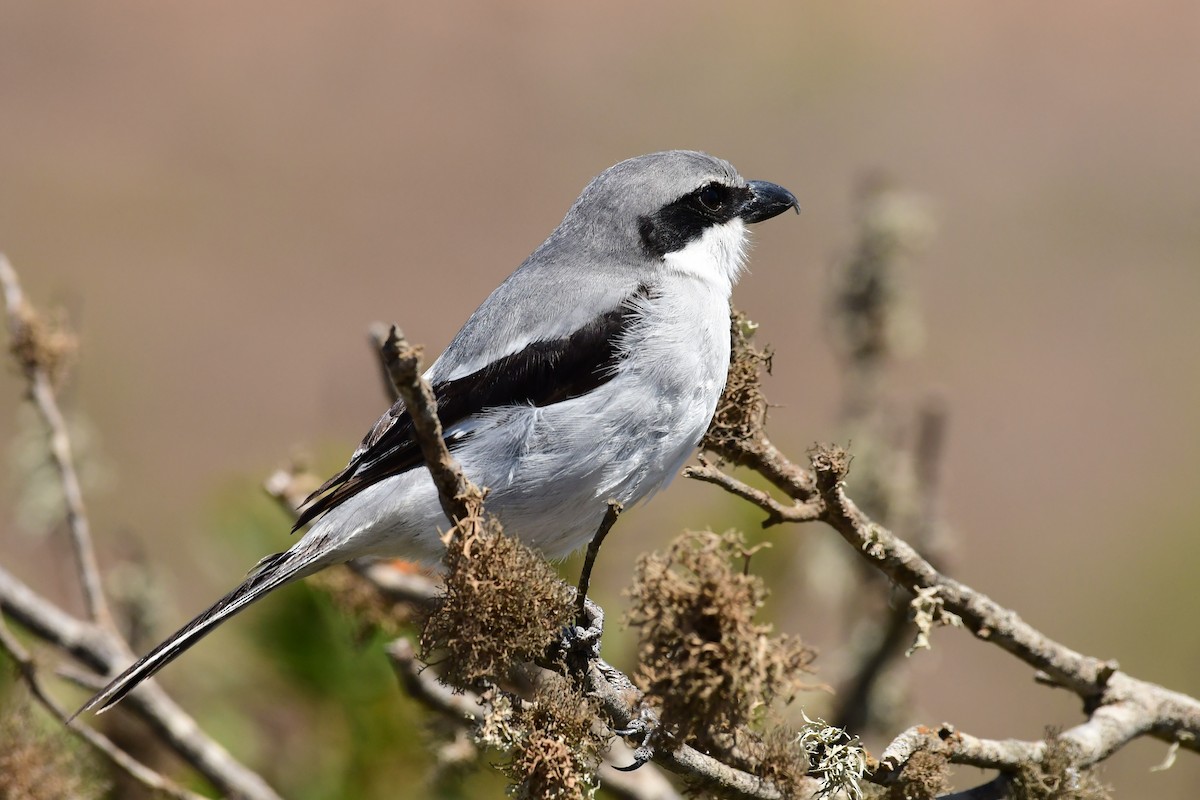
[698, 183, 725, 211]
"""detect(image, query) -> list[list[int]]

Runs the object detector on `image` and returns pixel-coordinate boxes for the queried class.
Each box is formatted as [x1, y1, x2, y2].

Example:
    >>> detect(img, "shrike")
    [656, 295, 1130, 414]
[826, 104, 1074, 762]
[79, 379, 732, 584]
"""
[80, 150, 798, 714]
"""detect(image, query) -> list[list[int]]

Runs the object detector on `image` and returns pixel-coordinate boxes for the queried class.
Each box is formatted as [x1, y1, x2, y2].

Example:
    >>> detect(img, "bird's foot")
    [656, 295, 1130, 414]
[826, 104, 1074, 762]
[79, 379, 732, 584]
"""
[550, 596, 604, 671]
[612, 705, 661, 771]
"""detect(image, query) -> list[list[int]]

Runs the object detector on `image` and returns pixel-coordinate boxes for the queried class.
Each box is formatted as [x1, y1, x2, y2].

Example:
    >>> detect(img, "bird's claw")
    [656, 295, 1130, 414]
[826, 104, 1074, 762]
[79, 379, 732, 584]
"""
[611, 704, 660, 769]
[613, 745, 655, 772]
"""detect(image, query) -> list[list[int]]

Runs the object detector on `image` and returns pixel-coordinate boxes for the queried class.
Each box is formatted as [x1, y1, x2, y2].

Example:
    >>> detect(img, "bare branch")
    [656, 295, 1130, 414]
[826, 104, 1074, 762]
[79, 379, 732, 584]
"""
[683, 458, 820, 527]
[0, 565, 283, 800]
[378, 325, 478, 523]
[0, 254, 113, 631]
[694, 444, 1200, 776]
[368, 322, 401, 403]
[386, 638, 484, 722]
[0, 616, 207, 800]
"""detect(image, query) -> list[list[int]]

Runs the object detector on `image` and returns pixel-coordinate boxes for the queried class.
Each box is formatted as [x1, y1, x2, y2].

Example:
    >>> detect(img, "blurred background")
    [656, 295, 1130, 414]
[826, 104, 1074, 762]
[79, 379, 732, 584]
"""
[1, 2, 1197, 797]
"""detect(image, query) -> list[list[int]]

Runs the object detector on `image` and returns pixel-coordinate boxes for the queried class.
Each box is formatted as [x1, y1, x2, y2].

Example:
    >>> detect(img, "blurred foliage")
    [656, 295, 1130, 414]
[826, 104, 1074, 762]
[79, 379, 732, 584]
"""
[0, 686, 106, 800]
[175, 479, 514, 799]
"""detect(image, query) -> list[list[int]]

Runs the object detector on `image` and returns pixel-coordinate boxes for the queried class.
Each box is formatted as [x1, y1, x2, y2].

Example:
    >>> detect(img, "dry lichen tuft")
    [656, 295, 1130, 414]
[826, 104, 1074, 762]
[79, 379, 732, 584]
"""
[810, 443, 853, 486]
[9, 301, 77, 386]
[700, 310, 772, 461]
[752, 724, 815, 799]
[626, 529, 815, 755]
[420, 501, 573, 690]
[0, 693, 105, 800]
[885, 749, 949, 799]
[498, 675, 605, 800]
[1010, 733, 1111, 800]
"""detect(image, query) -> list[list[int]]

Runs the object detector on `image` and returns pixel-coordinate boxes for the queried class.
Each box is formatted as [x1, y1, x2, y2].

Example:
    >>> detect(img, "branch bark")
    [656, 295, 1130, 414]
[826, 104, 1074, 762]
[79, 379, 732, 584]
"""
[0, 254, 113, 631]
[0, 617, 208, 800]
[690, 442, 1200, 784]
[0, 254, 283, 800]
[0, 564, 284, 800]
[377, 325, 477, 523]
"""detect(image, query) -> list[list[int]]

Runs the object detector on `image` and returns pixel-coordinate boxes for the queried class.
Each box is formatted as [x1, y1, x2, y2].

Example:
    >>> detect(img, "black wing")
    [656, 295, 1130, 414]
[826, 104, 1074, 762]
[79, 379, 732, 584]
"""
[293, 285, 650, 530]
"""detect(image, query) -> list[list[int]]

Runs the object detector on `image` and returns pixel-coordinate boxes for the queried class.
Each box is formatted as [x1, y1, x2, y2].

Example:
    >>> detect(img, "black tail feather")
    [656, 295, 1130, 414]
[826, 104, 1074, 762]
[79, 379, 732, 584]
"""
[74, 550, 306, 717]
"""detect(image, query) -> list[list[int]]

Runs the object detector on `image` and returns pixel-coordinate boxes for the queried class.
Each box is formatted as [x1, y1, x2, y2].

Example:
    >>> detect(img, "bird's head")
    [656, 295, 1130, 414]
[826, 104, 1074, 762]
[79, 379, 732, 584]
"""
[559, 150, 799, 288]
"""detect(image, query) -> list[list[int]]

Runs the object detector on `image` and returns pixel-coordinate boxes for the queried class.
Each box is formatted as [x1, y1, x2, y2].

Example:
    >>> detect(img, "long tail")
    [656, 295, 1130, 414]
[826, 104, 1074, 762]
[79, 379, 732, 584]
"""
[75, 550, 316, 717]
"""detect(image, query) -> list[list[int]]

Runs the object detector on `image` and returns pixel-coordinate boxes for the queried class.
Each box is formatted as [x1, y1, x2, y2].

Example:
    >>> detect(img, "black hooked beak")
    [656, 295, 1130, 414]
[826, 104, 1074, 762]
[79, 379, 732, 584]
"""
[741, 180, 800, 224]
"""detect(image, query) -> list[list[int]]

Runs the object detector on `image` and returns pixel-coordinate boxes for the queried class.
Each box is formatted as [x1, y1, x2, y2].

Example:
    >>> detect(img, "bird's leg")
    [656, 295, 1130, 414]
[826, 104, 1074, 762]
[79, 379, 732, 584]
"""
[554, 500, 624, 670]
[573, 500, 623, 629]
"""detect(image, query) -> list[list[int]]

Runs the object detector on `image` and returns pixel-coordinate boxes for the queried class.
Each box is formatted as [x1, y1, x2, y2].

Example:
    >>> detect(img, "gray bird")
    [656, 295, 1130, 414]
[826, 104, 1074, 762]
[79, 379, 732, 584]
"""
[79, 150, 798, 715]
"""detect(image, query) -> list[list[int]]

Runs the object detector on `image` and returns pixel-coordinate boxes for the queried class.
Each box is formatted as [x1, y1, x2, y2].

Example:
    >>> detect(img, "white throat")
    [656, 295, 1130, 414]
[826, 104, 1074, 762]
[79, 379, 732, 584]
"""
[661, 218, 748, 296]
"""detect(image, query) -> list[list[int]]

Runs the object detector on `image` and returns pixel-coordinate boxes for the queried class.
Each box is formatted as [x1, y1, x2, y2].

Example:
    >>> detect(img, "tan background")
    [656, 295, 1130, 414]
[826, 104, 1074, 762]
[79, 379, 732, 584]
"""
[1, 2, 1197, 797]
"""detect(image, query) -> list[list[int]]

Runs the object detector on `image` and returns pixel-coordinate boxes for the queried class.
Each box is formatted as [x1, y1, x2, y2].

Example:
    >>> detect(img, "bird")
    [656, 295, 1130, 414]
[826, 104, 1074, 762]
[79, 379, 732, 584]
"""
[78, 150, 798, 715]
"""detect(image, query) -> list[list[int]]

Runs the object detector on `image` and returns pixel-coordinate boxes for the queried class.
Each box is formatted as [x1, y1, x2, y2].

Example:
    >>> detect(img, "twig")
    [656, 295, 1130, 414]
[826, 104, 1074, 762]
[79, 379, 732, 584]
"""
[386, 638, 484, 721]
[0, 616, 207, 800]
[575, 500, 622, 628]
[378, 325, 476, 523]
[692, 446, 1200, 777]
[368, 322, 401, 403]
[0, 254, 113, 631]
[683, 458, 820, 526]
[0, 564, 283, 800]
[706, 434, 819, 505]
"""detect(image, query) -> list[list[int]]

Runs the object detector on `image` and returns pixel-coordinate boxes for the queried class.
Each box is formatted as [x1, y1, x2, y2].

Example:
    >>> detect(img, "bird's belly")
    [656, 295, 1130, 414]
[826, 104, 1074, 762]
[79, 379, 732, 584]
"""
[319, 285, 733, 563]
[459, 291, 732, 556]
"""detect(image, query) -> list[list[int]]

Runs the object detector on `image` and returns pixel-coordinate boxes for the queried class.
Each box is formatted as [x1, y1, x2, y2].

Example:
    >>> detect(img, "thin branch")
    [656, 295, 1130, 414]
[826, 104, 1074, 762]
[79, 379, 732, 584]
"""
[0, 254, 113, 630]
[684, 458, 820, 526]
[876, 703, 1159, 777]
[0, 616, 207, 800]
[386, 638, 484, 721]
[692, 445, 1200, 776]
[368, 322, 402, 403]
[706, 434, 819, 505]
[378, 325, 477, 523]
[0, 565, 283, 800]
